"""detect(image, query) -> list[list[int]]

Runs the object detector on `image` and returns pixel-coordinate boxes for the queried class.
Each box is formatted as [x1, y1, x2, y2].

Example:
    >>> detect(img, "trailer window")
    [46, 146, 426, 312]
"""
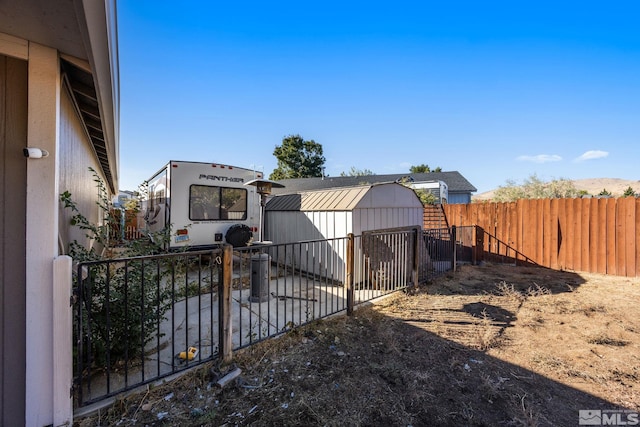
[189, 185, 247, 221]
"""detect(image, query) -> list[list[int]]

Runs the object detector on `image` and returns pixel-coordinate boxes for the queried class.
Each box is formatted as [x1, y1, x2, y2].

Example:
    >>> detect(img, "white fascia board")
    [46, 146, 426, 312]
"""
[75, 0, 120, 192]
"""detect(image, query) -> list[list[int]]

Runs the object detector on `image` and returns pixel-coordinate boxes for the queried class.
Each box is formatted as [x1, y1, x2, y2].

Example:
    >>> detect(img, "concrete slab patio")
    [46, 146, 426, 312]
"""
[76, 268, 390, 406]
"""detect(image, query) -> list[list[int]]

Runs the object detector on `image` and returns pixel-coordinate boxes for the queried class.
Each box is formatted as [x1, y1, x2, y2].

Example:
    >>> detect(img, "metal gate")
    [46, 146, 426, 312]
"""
[74, 249, 224, 407]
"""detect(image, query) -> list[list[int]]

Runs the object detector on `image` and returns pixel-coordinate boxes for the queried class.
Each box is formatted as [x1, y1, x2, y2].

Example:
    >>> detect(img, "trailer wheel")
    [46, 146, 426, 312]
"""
[225, 224, 253, 247]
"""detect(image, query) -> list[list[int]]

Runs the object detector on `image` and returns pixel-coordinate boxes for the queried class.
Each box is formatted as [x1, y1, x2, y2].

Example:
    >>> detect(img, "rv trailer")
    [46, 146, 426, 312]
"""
[142, 161, 263, 250]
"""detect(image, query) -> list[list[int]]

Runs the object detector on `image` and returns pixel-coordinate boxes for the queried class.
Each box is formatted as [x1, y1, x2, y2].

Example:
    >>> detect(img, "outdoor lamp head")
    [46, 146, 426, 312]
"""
[23, 147, 49, 159]
[244, 178, 285, 195]
[257, 182, 272, 195]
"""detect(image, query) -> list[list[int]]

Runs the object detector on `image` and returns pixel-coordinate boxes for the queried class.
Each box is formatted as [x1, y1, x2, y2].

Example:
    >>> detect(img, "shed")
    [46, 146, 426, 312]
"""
[264, 182, 424, 242]
[264, 182, 424, 287]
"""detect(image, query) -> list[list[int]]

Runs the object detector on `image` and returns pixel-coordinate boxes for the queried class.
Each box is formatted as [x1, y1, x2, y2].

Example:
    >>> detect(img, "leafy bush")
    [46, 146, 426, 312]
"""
[62, 168, 173, 369]
[76, 258, 174, 369]
[414, 188, 438, 205]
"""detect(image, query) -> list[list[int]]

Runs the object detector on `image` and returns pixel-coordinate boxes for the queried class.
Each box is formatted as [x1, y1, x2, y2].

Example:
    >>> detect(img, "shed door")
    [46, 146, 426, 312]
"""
[0, 53, 27, 426]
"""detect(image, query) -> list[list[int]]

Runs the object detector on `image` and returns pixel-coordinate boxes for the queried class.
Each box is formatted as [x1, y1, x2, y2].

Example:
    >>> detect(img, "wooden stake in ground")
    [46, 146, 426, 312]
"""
[216, 368, 242, 389]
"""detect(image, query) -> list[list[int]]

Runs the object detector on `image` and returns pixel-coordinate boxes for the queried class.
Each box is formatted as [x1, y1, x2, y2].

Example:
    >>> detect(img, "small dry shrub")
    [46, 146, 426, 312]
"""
[481, 374, 510, 403]
[511, 393, 541, 427]
[495, 281, 523, 299]
[583, 304, 608, 316]
[531, 353, 568, 370]
[521, 315, 545, 330]
[588, 335, 629, 347]
[525, 283, 551, 297]
[473, 309, 499, 350]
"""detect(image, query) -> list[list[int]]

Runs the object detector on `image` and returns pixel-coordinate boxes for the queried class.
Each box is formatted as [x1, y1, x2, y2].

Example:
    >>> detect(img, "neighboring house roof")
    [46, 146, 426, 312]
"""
[272, 171, 477, 195]
[266, 182, 423, 212]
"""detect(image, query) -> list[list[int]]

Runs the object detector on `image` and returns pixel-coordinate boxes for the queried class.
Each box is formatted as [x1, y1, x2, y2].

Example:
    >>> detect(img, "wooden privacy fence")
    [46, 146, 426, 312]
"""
[440, 198, 640, 277]
[110, 208, 144, 242]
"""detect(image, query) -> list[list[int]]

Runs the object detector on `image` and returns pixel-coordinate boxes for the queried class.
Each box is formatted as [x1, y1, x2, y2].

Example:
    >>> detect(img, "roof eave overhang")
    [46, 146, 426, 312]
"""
[73, 0, 120, 193]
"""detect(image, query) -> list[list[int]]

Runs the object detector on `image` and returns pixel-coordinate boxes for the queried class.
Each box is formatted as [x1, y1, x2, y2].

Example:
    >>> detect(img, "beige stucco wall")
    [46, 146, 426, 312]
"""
[58, 82, 109, 255]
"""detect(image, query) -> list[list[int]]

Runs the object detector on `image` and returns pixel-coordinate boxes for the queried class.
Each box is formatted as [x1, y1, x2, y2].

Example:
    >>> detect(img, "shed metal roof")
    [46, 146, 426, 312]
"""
[266, 186, 371, 211]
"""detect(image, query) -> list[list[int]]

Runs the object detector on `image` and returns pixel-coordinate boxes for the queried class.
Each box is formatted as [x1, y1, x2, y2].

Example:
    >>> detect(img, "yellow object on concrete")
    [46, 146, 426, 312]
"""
[177, 346, 198, 361]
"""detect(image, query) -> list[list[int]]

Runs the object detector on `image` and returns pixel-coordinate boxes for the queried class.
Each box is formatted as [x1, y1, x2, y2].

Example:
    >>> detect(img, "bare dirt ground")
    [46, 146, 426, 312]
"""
[76, 262, 640, 426]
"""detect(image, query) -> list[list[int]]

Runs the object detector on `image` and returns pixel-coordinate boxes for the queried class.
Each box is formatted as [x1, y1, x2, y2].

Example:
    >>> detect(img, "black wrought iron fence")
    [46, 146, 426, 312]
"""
[73, 226, 465, 409]
[73, 250, 223, 408]
[230, 237, 349, 350]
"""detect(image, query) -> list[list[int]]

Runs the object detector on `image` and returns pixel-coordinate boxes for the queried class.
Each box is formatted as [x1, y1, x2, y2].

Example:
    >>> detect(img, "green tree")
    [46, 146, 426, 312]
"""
[395, 177, 438, 205]
[492, 174, 580, 202]
[340, 167, 374, 177]
[623, 186, 636, 197]
[269, 134, 326, 180]
[414, 188, 437, 205]
[598, 188, 612, 197]
[409, 164, 442, 173]
[123, 197, 140, 211]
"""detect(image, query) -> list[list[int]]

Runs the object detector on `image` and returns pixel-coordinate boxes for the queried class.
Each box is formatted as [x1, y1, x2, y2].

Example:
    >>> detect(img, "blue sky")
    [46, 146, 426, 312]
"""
[116, 2, 640, 194]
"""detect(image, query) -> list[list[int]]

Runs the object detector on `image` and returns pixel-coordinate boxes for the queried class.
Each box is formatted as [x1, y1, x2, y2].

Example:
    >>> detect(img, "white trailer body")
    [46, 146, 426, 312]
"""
[143, 161, 263, 250]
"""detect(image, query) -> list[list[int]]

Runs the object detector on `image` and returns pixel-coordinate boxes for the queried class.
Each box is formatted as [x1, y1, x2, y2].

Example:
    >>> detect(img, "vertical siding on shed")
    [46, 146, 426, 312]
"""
[265, 184, 423, 286]
[307, 210, 352, 240]
[265, 210, 353, 244]
[264, 210, 352, 284]
[352, 207, 422, 236]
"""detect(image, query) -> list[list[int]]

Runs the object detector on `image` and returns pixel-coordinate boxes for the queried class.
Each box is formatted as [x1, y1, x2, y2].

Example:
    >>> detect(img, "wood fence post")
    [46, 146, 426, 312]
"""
[474, 225, 484, 264]
[219, 245, 233, 362]
[412, 227, 420, 286]
[346, 233, 354, 316]
[451, 225, 457, 272]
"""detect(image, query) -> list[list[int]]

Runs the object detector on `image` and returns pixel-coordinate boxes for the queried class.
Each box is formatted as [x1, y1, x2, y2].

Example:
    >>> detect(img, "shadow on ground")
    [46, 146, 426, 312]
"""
[75, 263, 639, 426]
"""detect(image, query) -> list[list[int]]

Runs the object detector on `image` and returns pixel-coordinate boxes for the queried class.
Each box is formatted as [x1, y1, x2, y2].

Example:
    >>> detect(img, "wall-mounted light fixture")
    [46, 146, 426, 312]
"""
[23, 147, 49, 159]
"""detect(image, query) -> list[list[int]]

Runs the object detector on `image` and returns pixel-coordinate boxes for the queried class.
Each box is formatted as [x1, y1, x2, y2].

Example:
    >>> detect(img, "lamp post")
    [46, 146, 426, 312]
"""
[244, 178, 285, 243]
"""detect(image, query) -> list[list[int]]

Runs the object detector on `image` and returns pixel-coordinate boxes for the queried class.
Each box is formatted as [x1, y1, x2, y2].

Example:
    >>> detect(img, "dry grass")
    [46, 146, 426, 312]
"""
[75, 263, 640, 426]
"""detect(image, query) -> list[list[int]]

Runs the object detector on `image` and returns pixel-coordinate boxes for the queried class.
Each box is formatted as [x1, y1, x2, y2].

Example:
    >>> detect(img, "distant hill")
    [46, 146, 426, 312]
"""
[473, 178, 640, 201]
